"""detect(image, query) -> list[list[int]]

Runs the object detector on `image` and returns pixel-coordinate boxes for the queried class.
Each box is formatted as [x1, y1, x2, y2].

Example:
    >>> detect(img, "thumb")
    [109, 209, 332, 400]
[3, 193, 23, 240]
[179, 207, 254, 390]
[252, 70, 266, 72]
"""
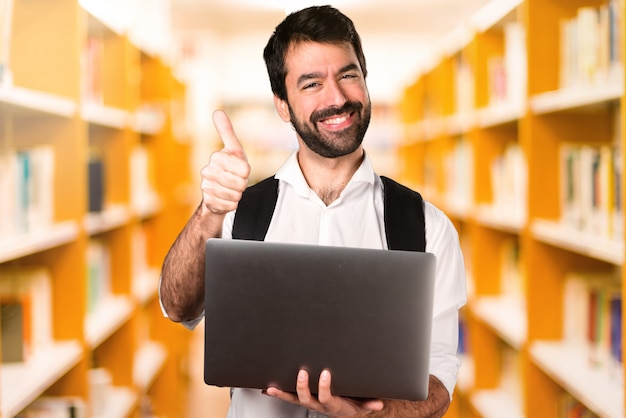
[212, 110, 246, 159]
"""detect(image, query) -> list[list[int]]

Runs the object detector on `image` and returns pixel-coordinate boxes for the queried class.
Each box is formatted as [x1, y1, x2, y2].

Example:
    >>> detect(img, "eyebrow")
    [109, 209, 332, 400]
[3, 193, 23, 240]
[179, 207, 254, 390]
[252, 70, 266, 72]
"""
[296, 63, 361, 86]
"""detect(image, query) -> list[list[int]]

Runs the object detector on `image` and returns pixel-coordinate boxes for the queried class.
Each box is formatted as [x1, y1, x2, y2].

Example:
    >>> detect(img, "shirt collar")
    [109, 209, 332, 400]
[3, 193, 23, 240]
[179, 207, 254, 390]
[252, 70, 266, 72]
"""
[275, 150, 376, 198]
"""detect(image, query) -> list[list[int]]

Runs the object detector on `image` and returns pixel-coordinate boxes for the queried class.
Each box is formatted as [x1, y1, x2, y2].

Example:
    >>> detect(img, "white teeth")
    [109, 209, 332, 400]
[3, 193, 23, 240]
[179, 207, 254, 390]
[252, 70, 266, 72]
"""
[323, 115, 348, 125]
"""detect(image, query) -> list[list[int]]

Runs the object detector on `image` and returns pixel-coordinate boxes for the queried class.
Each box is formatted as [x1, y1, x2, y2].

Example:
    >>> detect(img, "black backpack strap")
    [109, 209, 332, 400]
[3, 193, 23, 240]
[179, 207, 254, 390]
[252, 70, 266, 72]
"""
[232, 175, 426, 252]
[231, 176, 279, 241]
[381, 176, 426, 252]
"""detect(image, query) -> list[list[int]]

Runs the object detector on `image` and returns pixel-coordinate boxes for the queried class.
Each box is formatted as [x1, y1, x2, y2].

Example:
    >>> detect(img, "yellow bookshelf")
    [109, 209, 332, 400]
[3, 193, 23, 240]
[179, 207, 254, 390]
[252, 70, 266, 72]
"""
[0, 1, 193, 416]
[400, 0, 624, 417]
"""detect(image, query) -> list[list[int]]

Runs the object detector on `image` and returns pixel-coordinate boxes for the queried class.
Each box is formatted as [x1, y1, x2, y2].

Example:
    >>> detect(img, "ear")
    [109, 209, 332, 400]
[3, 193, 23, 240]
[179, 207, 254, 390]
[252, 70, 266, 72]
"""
[273, 95, 291, 122]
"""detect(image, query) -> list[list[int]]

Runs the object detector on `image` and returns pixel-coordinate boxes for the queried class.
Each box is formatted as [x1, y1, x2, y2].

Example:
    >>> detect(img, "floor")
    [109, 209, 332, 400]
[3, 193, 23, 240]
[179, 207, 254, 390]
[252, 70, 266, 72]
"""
[185, 321, 231, 418]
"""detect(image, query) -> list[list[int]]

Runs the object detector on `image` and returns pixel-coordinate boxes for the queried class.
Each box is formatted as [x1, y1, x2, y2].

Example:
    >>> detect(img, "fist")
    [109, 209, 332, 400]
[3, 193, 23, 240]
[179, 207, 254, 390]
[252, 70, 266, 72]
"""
[200, 110, 251, 214]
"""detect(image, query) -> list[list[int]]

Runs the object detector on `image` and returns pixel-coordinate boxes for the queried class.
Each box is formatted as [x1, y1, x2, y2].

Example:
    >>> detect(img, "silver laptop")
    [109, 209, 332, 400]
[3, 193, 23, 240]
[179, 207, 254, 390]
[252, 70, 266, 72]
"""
[203, 238, 436, 401]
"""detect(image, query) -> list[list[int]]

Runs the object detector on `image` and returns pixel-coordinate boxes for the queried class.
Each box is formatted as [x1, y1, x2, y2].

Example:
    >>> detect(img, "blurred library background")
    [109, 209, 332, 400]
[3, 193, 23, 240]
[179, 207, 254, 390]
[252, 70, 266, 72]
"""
[0, 0, 624, 417]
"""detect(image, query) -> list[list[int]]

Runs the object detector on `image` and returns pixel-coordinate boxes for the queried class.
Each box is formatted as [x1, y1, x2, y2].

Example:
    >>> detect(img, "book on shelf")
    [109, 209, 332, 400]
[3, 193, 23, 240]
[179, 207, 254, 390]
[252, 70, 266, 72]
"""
[486, 21, 526, 108]
[562, 270, 622, 376]
[500, 238, 525, 305]
[487, 55, 507, 105]
[559, 1, 623, 88]
[609, 0, 624, 70]
[611, 105, 623, 241]
[130, 144, 159, 213]
[88, 150, 105, 213]
[88, 368, 112, 418]
[503, 21, 526, 108]
[444, 136, 473, 211]
[82, 35, 103, 104]
[457, 311, 470, 355]
[558, 392, 601, 418]
[0, 146, 55, 237]
[1, 297, 28, 362]
[490, 143, 527, 221]
[454, 52, 474, 116]
[86, 239, 111, 314]
[131, 225, 148, 278]
[18, 396, 86, 418]
[0, 267, 52, 362]
[500, 343, 523, 406]
[130, 225, 157, 302]
[0, 0, 13, 86]
[559, 142, 621, 241]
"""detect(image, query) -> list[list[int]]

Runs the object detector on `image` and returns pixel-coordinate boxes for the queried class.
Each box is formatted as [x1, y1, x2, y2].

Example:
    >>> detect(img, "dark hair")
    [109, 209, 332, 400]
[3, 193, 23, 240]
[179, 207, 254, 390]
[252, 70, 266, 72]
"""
[263, 5, 368, 101]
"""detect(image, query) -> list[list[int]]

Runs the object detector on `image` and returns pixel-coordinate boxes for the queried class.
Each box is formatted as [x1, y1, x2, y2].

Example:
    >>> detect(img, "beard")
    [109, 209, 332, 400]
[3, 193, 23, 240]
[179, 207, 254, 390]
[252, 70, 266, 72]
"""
[289, 99, 371, 158]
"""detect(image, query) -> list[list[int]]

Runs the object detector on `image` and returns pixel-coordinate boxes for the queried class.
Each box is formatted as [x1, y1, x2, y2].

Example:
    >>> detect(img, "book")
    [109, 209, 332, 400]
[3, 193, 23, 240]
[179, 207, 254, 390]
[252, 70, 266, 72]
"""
[88, 152, 105, 213]
[500, 238, 524, 304]
[0, 267, 53, 360]
[453, 52, 474, 115]
[129, 144, 159, 214]
[0, 0, 13, 85]
[559, 143, 620, 239]
[82, 36, 103, 104]
[25, 146, 55, 230]
[457, 312, 469, 355]
[86, 239, 111, 314]
[503, 21, 527, 107]
[20, 396, 86, 418]
[562, 270, 622, 372]
[0, 146, 55, 237]
[609, 294, 622, 366]
[558, 392, 600, 418]
[0, 149, 18, 237]
[611, 105, 623, 242]
[560, 3, 623, 88]
[444, 136, 473, 212]
[487, 56, 507, 105]
[1, 298, 28, 362]
[490, 143, 527, 222]
[88, 368, 112, 418]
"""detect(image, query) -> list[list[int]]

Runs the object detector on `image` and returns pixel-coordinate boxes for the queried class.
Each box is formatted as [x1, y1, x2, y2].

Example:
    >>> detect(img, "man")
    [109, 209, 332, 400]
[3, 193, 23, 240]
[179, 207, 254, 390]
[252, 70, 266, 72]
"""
[159, 5, 466, 418]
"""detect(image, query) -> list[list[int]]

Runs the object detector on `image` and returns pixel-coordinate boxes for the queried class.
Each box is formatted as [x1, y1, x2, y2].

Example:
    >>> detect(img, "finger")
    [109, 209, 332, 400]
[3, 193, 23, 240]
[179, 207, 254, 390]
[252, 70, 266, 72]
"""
[263, 387, 299, 403]
[363, 399, 385, 411]
[212, 110, 247, 159]
[207, 150, 251, 180]
[316, 369, 333, 404]
[295, 369, 316, 405]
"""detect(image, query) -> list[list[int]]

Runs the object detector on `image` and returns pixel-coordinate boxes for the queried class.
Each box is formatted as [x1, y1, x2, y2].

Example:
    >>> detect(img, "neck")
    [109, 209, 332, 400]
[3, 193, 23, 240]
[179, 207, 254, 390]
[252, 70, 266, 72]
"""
[297, 146, 365, 206]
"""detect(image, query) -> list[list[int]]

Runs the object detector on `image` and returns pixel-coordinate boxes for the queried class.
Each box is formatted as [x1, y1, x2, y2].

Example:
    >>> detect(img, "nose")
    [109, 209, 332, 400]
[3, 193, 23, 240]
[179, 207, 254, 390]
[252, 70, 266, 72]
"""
[323, 79, 347, 108]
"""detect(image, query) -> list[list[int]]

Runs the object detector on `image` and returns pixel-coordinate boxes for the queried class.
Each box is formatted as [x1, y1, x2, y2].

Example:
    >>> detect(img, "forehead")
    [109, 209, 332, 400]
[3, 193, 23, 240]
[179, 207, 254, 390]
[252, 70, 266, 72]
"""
[284, 41, 359, 77]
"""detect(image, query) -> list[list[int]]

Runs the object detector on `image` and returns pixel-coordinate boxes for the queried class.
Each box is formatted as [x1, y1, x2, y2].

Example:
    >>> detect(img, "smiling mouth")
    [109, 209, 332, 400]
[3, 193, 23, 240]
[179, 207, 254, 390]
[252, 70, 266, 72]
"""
[312, 101, 362, 127]
[320, 113, 351, 125]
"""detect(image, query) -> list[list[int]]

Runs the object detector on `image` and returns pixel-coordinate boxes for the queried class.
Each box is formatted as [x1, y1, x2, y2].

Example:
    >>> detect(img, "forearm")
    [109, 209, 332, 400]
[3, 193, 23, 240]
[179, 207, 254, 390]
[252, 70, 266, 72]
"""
[160, 203, 225, 322]
[353, 375, 450, 418]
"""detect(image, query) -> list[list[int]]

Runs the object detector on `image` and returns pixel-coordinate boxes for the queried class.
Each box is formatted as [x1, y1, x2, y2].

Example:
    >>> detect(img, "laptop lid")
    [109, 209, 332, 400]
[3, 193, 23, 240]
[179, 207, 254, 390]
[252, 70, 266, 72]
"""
[203, 238, 436, 401]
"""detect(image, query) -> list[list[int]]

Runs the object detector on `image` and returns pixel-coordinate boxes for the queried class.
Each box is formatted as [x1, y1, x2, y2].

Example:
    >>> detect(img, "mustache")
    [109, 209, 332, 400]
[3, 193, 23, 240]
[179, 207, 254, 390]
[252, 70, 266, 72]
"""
[310, 101, 363, 123]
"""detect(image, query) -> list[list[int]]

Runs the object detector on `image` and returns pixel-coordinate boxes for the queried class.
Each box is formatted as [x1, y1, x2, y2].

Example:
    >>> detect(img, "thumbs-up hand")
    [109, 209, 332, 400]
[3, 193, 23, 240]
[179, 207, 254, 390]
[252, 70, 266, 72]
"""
[200, 110, 251, 215]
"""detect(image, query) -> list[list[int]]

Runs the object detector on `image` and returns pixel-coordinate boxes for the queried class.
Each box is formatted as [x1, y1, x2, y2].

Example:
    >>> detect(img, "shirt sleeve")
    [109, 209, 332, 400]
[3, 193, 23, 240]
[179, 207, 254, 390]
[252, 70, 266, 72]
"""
[423, 201, 468, 398]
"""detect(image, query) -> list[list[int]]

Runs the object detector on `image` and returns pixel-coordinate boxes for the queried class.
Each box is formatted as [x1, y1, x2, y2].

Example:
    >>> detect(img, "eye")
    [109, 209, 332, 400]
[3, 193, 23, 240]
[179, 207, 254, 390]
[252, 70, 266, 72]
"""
[341, 73, 360, 81]
[303, 82, 320, 90]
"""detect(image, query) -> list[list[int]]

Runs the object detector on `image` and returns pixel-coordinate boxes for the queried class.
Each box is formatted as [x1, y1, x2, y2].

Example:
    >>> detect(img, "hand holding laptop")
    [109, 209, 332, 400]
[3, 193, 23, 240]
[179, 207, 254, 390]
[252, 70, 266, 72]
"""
[200, 110, 250, 215]
[265, 369, 385, 416]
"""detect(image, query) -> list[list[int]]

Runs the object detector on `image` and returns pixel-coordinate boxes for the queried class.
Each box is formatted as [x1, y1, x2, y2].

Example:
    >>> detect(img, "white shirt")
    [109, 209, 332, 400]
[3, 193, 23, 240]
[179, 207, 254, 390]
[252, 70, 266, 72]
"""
[165, 152, 467, 417]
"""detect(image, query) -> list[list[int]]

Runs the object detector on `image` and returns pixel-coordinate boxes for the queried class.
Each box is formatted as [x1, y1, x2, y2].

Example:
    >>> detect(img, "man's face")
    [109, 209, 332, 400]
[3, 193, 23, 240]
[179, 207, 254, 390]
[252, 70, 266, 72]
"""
[275, 41, 371, 158]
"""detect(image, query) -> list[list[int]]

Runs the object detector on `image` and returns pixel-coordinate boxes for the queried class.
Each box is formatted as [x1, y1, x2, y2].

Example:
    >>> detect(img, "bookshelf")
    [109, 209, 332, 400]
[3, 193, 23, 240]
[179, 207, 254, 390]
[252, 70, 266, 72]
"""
[0, 0, 194, 417]
[399, 0, 624, 417]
